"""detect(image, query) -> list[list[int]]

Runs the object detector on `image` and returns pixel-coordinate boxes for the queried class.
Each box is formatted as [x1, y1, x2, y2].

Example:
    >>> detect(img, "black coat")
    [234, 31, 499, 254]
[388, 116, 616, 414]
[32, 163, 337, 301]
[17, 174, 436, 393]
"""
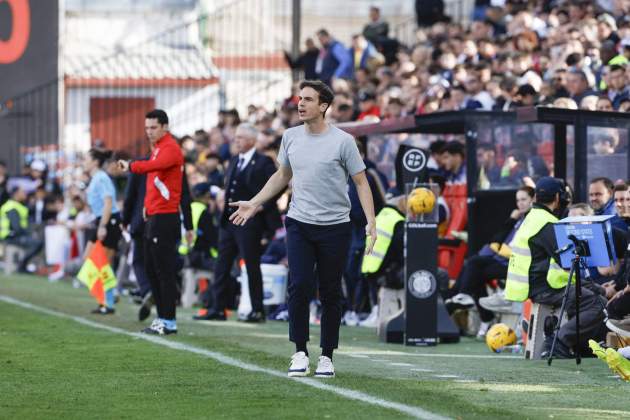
[222, 151, 281, 234]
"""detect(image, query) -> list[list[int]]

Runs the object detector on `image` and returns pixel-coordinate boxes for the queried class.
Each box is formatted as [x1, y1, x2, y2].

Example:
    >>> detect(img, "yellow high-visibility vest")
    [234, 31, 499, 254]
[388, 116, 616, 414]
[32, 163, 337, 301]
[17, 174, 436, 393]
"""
[505, 207, 569, 302]
[0, 199, 29, 240]
[179, 202, 218, 257]
[361, 206, 405, 275]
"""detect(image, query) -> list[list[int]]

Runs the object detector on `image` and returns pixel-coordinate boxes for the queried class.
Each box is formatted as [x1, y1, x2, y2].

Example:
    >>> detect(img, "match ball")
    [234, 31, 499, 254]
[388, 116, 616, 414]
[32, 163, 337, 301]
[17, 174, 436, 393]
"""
[485, 323, 517, 352]
[407, 187, 436, 215]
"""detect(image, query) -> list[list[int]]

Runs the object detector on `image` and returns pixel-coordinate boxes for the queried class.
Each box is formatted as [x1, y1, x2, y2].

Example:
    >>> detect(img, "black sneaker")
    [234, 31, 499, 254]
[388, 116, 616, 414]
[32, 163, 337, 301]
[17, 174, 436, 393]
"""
[193, 310, 226, 321]
[141, 320, 177, 335]
[240, 311, 266, 323]
[91, 305, 115, 315]
[138, 292, 153, 321]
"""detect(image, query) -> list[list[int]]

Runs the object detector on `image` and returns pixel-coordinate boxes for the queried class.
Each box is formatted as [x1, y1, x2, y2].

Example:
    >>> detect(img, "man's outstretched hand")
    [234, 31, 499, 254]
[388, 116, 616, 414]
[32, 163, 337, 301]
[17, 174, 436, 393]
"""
[365, 221, 377, 255]
[228, 201, 260, 226]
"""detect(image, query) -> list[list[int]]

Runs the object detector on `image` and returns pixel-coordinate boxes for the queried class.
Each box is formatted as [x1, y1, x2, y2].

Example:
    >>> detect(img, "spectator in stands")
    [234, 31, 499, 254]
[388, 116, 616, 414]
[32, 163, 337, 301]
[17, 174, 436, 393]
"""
[514, 83, 537, 107]
[201, 152, 224, 188]
[505, 177, 606, 358]
[596, 96, 614, 111]
[476, 143, 500, 189]
[589, 177, 627, 231]
[349, 34, 383, 74]
[614, 183, 629, 217]
[567, 69, 598, 105]
[0, 186, 43, 274]
[356, 89, 381, 121]
[416, 0, 446, 27]
[440, 141, 466, 184]
[448, 186, 534, 338]
[84, 148, 122, 315]
[607, 64, 630, 109]
[464, 74, 494, 110]
[315, 29, 353, 87]
[362, 6, 389, 46]
[284, 38, 320, 81]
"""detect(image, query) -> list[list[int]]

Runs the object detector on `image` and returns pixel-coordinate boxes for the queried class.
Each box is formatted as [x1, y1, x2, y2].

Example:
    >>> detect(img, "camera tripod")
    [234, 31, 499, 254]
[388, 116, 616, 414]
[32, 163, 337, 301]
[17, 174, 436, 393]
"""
[547, 235, 590, 366]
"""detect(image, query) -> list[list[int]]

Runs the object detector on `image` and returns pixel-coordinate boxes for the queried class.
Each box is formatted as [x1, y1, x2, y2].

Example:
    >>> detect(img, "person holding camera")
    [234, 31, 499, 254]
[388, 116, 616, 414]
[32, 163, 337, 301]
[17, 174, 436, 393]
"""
[504, 177, 607, 358]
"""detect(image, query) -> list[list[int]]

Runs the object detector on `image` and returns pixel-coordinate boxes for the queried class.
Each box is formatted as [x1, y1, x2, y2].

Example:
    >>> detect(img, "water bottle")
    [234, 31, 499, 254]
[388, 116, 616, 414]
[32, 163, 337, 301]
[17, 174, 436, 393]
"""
[496, 344, 523, 354]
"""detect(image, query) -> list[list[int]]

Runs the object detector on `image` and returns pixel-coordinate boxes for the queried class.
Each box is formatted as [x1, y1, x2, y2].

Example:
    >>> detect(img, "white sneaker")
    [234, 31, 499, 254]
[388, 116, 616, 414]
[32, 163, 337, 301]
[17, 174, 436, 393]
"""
[288, 351, 310, 377]
[48, 269, 64, 282]
[359, 305, 379, 328]
[479, 292, 513, 313]
[450, 293, 475, 307]
[314, 356, 335, 378]
[343, 310, 359, 326]
[476, 321, 492, 339]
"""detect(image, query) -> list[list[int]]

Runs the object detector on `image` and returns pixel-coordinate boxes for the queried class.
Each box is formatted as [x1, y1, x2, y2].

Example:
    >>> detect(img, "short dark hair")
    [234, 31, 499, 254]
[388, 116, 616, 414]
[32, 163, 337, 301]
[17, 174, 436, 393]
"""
[88, 148, 114, 168]
[590, 176, 614, 192]
[316, 28, 330, 37]
[614, 183, 628, 192]
[145, 109, 169, 125]
[429, 139, 447, 154]
[440, 141, 465, 157]
[518, 185, 535, 198]
[299, 80, 335, 115]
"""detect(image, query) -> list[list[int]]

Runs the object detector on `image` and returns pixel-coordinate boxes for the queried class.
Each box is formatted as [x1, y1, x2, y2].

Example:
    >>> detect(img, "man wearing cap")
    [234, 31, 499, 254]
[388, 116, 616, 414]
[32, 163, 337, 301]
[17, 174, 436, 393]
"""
[357, 89, 381, 121]
[505, 177, 606, 358]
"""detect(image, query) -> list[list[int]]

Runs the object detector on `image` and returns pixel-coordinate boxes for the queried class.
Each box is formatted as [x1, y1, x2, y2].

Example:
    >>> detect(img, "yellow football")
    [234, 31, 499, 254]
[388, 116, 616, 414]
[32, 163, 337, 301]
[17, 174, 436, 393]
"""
[407, 187, 436, 215]
[485, 323, 517, 352]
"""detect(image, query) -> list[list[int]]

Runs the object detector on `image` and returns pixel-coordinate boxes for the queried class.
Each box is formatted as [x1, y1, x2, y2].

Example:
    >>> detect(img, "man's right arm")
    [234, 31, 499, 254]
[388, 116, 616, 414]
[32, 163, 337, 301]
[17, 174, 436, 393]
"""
[250, 165, 292, 208]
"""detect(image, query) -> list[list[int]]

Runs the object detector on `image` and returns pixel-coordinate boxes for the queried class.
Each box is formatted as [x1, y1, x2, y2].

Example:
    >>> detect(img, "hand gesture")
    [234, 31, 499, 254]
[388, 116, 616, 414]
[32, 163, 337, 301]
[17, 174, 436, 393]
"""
[365, 221, 377, 255]
[229, 201, 259, 226]
[185, 230, 195, 246]
[118, 160, 130, 172]
[97, 226, 107, 241]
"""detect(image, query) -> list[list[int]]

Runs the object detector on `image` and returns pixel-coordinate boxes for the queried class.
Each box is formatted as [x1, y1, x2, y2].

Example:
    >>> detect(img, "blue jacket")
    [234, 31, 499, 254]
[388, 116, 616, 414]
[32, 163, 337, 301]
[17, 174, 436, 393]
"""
[316, 39, 352, 86]
[596, 198, 627, 232]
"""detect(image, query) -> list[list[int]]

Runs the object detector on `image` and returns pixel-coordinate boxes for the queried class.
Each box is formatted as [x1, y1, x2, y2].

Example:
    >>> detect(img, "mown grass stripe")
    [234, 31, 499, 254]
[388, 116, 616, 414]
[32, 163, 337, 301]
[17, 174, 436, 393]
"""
[0, 295, 449, 420]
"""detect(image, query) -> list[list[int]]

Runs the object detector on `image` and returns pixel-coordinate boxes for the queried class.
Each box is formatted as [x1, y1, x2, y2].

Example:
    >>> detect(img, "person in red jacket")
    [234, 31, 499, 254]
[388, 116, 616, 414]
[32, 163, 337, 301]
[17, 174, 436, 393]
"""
[119, 109, 192, 335]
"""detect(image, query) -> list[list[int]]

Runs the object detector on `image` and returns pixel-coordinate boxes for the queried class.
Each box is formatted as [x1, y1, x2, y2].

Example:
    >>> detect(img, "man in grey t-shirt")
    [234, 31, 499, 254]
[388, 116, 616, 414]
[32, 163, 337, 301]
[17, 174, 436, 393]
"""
[228, 80, 377, 378]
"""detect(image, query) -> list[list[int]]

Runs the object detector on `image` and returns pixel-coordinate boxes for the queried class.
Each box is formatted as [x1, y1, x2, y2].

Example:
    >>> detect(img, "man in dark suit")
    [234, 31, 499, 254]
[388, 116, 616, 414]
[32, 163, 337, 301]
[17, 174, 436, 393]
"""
[194, 123, 280, 323]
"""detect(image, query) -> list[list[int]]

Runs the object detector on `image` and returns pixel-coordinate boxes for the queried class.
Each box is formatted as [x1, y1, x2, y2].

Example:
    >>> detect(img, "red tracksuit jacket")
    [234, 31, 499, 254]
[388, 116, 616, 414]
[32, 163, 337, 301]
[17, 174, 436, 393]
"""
[130, 133, 184, 216]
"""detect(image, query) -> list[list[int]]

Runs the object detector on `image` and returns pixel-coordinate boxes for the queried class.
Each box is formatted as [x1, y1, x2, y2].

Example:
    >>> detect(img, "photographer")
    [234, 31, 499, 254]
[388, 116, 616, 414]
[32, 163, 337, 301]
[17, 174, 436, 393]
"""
[505, 177, 606, 358]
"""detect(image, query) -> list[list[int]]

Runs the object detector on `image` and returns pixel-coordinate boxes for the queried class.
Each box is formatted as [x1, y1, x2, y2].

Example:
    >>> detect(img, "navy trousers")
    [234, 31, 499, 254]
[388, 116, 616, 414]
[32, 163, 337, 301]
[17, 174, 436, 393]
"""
[286, 217, 351, 350]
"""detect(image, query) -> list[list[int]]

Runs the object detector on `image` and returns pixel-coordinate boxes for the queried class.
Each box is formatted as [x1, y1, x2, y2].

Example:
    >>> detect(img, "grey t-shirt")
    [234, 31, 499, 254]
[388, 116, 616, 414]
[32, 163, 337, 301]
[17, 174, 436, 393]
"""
[278, 124, 366, 225]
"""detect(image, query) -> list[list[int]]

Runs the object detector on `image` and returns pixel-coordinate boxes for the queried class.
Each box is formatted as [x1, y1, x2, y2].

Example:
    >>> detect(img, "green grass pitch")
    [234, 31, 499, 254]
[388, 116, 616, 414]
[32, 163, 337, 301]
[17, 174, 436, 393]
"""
[1, 274, 628, 419]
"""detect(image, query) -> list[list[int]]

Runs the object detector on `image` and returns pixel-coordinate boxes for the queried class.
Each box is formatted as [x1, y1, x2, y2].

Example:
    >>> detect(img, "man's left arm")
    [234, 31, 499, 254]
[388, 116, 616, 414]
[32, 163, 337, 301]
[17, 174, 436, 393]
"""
[351, 171, 376, 254]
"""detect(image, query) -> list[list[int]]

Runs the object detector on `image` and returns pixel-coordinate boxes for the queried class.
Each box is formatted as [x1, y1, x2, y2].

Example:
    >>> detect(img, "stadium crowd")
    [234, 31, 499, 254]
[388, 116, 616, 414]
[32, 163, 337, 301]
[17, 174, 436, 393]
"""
[1, 0, 630, 368]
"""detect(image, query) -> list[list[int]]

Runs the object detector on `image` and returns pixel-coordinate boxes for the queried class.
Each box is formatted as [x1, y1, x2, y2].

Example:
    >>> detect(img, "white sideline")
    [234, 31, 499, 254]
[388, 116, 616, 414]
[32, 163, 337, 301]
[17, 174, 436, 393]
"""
[0, 295, 449, 420]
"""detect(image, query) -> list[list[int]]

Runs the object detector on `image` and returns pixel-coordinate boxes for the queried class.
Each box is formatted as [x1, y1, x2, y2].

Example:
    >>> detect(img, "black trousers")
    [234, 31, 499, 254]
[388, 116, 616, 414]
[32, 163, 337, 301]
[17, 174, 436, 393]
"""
[144, 213, 180, 320]
[457, 255, 508, 322]
[7, 235, 43, 271]
[531, 285, 606, 347]
[211, 219, 264, 312]
[286, 217, 351, 350]
[132, 234, 151, 297]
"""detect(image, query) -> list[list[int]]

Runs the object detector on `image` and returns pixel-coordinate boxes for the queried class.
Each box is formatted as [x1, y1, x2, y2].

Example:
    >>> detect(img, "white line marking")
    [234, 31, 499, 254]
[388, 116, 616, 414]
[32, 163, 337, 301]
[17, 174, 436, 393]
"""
[0, 295, 449, 420]
[432, 375, 460, 379]
[390, 363, 415, 367]
[411, 368, 434, 373]
[336, 349, 519, 359]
